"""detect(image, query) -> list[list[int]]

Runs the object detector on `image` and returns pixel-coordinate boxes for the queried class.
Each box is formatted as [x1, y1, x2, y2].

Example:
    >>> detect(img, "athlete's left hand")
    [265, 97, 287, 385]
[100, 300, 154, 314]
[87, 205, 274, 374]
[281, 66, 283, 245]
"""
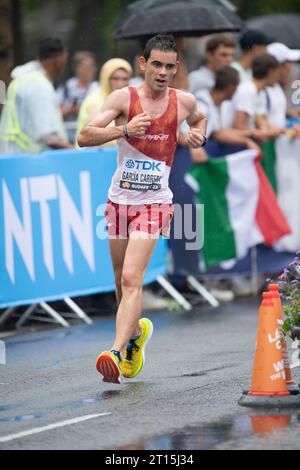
[185, 128, 206, 148]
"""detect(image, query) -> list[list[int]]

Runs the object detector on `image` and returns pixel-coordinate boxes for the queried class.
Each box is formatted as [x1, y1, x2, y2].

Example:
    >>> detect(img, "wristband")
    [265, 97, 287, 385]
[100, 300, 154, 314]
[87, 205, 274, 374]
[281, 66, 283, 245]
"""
[123, 125, 129, 138]
[201, 135, 207, 147]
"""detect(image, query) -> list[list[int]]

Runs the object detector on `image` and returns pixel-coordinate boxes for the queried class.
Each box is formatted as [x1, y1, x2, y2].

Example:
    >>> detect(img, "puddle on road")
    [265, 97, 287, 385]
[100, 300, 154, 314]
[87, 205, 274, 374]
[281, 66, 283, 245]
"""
[0, 405, 15, 413]
[0, 414, 41, 423]
[70, 397, 103, 409]
[6, 330, 72, 349]
[121, 413, 300, 450]
[69, 390, 122, 409]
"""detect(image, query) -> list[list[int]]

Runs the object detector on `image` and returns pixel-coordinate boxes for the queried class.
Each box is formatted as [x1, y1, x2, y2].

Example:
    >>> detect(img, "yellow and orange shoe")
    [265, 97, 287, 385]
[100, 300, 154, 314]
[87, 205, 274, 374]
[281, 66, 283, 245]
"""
[96, 350, 123, 384]
[121, 318, 153, 379]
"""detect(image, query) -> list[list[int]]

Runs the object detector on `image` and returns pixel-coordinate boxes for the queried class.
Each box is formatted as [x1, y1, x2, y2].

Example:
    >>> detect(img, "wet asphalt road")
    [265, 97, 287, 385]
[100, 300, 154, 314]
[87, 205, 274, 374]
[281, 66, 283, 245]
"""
[0, 299, 300, 450]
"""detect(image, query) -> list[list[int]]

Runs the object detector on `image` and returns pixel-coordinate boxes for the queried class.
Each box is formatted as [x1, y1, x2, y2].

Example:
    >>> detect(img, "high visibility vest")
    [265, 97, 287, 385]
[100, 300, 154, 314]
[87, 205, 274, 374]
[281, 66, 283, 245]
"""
[1, 71, 49, 153]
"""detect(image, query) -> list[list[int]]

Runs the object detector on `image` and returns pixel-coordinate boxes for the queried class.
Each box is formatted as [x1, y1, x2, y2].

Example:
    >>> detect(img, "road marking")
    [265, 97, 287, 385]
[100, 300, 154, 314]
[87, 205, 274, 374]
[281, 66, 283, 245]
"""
[0, 412, 111, 444]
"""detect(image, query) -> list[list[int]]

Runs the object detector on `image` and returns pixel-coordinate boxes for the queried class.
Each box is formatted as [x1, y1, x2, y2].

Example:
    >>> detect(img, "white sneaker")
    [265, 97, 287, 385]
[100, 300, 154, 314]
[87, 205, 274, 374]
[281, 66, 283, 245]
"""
[230, 277, 253, 297]
[201, 279, 235, 303]
[142, 289, 169, 310]
[209, 287, 235, 303]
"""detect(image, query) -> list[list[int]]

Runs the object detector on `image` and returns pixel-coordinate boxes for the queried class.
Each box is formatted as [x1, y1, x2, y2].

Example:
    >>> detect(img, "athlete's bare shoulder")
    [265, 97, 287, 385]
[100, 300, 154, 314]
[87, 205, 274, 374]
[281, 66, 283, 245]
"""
[86, 87, 131, 128]
[174, 89, 199, 124]
[104, 87, 130, 109]
[175, 89, 197, 112]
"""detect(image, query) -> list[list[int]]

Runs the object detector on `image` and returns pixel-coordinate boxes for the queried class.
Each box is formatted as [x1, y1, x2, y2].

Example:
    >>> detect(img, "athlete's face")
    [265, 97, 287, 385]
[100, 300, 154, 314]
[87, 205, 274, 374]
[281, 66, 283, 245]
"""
[139, 49, 178, 92]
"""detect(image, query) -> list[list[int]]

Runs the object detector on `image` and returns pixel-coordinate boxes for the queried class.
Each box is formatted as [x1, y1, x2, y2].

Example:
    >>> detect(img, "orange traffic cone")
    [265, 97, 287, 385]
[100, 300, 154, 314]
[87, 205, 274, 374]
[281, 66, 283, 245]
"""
[248, 293, 289, 397]
[268, 283, 299, 394]
[238, 292, 300, 407]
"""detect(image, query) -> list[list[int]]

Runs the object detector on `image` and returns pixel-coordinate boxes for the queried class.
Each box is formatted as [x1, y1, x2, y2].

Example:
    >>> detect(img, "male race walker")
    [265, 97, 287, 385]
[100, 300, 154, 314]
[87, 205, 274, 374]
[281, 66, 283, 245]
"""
[78, 34, 207, 384]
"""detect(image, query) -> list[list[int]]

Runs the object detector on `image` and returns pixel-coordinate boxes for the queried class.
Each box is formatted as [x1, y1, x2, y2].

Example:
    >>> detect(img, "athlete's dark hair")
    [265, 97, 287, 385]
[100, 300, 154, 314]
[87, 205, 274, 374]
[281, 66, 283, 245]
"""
[38, 38, 65, 60]
[214, 66, 240, 91]
[252, 53, 279, 80]
[143, 34, 178, 61]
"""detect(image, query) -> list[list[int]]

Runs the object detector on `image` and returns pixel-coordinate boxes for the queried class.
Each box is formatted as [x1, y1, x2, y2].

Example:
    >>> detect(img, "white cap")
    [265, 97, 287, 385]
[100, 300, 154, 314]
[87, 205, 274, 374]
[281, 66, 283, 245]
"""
[267, 42, 300, 63]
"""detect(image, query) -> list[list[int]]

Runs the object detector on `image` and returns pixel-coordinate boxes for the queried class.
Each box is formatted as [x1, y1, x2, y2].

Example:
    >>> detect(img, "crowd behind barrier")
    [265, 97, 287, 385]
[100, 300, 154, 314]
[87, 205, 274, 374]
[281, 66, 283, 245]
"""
[0, 135, 299, 309]
[0, 31, 300, 309]
[168, 138, 299, 281]
[203, 136, 300, 255]
[0, 148, 168, 309]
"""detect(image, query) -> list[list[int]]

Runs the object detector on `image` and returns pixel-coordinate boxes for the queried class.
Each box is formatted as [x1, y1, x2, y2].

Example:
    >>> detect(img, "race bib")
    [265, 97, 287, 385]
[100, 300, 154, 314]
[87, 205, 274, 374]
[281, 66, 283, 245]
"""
[120, 157, 166, 192]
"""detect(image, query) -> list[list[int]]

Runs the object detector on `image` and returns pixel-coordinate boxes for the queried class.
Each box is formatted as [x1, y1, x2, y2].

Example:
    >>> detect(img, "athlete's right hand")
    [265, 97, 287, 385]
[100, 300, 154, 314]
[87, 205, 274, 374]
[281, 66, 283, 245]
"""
[127, 113, 152, 137]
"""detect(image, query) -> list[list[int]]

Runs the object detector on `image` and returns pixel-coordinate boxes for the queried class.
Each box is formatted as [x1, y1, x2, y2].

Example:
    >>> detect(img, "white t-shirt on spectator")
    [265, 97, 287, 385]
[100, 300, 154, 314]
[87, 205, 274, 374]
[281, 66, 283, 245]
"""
[231, 62, 253, 82]
[188, 66, 215, 95]
[227, 81, 266, 129]
[196, 90, 222, 138]
[258, 84, 287, 128]
[220, 100, 234, 129]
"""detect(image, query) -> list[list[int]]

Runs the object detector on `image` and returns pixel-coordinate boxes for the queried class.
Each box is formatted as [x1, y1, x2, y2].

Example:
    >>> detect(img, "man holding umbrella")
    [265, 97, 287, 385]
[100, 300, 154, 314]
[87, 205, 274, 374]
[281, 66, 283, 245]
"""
[78, 34, 207, 384]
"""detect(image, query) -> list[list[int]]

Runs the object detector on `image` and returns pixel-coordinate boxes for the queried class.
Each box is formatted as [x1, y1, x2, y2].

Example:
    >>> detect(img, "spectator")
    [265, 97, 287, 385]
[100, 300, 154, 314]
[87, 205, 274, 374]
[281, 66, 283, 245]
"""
[76, 58, 132, 142]
[0, 38, 71, 155]
[258, 43, 300, 132]
[191, 66, 258, 164]
[195, 66, 263, 298]
[170, 68, 252, 303]
[188, 34, 236, 95]
[231, 30, 271, 82]
[230, 54, 280, 135]
[57, 51, 98, 142]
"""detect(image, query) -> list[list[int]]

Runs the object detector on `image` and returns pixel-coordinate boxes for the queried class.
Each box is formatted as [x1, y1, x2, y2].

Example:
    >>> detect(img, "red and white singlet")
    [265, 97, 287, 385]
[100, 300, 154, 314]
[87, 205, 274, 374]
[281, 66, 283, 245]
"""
[108, 86, 178, 205]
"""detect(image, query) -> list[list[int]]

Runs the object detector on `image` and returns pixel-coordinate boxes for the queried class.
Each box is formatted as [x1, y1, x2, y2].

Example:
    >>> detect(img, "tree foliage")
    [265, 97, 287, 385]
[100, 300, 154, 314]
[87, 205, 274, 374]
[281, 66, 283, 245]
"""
[1, 0, 300, 86]
[233, 0, 300, 17]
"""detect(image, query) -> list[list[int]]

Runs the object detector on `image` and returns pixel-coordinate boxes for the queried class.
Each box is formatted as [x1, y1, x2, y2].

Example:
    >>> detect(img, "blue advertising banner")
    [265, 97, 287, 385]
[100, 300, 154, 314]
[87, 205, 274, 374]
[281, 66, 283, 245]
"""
[0, 148, 168, 308]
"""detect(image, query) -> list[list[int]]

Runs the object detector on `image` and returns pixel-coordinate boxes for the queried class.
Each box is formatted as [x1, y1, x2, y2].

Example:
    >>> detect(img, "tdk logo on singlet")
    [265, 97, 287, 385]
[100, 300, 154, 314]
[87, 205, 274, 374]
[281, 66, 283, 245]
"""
[126, 160, 135, 169]
[125, 160, 163, 172]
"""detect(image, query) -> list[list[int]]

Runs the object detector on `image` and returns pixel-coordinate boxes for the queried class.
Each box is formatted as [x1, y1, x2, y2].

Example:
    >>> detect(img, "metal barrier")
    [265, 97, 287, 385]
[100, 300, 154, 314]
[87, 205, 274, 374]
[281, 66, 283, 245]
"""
[0, 147, 186, 327]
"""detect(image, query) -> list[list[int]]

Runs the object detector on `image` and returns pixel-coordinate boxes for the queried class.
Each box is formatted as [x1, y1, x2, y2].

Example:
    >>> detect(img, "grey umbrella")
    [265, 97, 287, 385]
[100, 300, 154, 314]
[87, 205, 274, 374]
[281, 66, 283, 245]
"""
[120, 0, 237, 15]
[247, 14, 300, 50]
[116, 0, 243, 40]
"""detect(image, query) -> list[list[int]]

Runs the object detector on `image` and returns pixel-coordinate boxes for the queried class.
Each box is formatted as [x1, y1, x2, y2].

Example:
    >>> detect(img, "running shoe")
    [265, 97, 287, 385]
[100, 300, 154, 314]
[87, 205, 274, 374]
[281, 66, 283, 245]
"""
[121, 318, 153, 379]
[96, 350, 123, 384]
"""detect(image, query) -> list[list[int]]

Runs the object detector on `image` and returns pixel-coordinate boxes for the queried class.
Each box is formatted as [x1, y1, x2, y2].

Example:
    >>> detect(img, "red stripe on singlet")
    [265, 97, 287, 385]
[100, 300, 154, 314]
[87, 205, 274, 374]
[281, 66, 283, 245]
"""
[126, 87, 178, 167]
